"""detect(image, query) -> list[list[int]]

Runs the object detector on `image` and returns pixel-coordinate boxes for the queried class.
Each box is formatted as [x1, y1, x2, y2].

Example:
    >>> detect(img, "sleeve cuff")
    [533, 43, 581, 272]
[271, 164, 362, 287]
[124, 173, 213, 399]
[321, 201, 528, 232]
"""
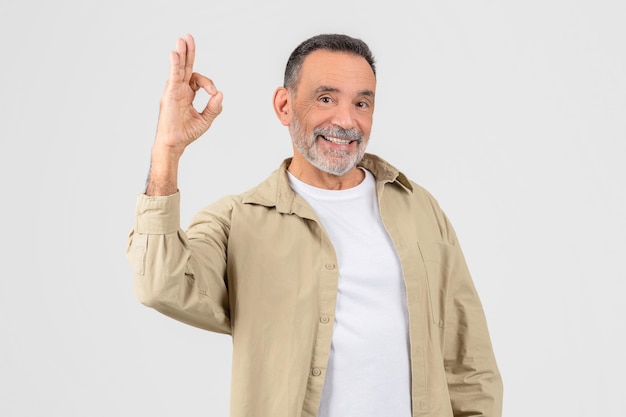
[135, 192, 181, 234]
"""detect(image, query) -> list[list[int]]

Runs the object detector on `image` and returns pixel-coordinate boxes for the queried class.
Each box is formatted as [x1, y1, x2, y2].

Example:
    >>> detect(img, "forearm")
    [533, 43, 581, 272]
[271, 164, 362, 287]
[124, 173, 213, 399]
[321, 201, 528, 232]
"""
[444, 242, 503, 416]
[145, 144, 183, 196]
[445, 294, 503, 416]
[132, 231, 230, 333]
[127, 193, 231, 333]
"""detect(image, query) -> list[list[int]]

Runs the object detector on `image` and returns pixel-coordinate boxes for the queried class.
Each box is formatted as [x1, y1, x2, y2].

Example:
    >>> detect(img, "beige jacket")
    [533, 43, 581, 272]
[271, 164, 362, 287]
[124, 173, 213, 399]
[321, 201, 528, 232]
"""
[127, 153, 503, 417]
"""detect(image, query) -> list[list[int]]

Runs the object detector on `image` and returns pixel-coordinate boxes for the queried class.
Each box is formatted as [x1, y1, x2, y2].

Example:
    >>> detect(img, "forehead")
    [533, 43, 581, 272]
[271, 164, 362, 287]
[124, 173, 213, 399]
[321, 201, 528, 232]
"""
[297, 50, 376, 94]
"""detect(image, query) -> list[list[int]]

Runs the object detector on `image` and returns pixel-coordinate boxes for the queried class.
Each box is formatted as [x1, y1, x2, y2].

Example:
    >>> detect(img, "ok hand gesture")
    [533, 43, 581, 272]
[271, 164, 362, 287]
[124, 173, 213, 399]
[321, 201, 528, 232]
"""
[154, 33, 223, 155]
[147, 34, 223, 196]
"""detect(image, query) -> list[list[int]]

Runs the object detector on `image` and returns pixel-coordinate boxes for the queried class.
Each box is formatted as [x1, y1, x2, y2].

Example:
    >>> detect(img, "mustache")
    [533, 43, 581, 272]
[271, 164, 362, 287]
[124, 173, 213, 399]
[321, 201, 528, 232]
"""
[314, 126, 363, 142]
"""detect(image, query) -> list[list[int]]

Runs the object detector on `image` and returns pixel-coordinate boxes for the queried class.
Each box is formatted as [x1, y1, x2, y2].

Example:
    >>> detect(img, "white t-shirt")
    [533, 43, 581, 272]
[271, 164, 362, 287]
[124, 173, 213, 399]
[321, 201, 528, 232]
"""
[288, 169, 412, 417]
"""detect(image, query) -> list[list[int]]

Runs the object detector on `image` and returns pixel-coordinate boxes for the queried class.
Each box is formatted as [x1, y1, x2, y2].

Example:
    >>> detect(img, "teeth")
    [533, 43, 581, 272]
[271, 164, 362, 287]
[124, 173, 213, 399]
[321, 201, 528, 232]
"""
[324, 136, 351, 145]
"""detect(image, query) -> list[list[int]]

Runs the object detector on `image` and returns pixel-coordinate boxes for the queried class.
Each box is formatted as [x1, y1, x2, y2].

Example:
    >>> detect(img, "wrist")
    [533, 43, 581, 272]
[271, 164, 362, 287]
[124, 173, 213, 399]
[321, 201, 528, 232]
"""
[145, 150, 180, 196]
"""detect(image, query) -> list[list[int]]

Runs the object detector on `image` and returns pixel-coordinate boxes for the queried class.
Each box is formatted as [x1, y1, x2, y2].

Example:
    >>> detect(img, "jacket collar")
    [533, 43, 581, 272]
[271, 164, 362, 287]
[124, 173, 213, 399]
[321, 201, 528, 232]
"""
[241, 153, 413, 216]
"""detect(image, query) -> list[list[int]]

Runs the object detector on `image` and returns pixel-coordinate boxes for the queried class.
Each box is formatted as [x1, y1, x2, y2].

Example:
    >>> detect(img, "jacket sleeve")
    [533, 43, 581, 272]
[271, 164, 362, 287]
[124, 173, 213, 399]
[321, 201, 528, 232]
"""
[438, 209, 503, 416]
[126, 192, 231, 334]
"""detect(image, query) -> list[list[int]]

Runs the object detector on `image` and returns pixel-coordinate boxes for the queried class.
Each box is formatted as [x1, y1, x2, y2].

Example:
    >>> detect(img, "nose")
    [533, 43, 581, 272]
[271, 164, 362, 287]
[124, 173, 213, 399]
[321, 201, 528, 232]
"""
[329, 102, 357, 130]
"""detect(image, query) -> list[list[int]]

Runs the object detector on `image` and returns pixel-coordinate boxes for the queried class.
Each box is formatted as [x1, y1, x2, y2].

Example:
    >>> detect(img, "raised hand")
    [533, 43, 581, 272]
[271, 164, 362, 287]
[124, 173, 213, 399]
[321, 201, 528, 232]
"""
[155, 34, 223, 152]
[146, 34, 223, 196]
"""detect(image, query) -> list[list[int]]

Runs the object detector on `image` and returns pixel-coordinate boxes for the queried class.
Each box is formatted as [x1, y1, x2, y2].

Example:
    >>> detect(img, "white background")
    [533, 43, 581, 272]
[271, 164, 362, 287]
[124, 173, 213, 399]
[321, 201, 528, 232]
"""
[1, 1, 624, 416]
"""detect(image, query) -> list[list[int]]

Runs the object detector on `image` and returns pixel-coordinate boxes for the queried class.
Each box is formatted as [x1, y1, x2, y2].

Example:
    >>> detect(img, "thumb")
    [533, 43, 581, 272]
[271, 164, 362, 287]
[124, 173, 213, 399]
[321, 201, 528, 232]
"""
[201, 91, 223, 123]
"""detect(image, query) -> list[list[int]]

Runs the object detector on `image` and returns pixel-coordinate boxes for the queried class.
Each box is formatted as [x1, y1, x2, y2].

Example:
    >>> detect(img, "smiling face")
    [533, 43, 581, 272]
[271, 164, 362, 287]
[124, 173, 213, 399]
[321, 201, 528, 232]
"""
[274, 49, 376, 188]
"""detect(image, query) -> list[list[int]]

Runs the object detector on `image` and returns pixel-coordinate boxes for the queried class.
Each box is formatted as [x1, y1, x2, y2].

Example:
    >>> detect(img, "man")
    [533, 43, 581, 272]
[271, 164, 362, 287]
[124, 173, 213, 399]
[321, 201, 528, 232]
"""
[126, 33, 503, 417]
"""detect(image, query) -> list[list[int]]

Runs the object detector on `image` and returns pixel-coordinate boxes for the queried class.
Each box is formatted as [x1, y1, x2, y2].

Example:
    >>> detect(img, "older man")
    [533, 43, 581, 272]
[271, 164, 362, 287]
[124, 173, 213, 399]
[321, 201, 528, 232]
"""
[127, 33, 503, 417]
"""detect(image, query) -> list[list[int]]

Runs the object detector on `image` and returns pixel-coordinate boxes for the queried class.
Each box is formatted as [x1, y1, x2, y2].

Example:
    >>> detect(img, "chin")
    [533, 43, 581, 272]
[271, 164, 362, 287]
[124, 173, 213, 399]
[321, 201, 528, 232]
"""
[312, 156, 360, 176]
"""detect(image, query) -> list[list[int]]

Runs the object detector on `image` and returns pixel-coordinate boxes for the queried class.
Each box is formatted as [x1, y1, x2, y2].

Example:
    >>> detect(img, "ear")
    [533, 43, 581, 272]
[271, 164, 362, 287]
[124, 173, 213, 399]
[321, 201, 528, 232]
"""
[273, 87, 291, 126]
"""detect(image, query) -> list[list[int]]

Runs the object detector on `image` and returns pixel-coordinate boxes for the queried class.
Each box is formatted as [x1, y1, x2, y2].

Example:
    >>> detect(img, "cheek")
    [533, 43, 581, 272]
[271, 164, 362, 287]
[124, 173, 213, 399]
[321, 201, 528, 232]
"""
[305, 113, 331, 132]
[295, 101, 319, 119]
[357, 115, 374, 135]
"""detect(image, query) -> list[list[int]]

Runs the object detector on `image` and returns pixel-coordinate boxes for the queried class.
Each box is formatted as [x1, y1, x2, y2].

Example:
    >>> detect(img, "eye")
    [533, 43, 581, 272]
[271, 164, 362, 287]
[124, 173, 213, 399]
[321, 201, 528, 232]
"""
[356, 100, 372, 110]
[319, 96, 333, 104]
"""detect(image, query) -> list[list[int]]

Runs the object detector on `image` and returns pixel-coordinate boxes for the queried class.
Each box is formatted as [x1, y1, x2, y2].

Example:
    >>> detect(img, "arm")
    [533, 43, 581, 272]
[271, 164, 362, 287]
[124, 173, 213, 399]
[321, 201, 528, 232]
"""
[146, 34, 223, 196]
[441, 217, 503, 416]
[126, 35, 230, 333]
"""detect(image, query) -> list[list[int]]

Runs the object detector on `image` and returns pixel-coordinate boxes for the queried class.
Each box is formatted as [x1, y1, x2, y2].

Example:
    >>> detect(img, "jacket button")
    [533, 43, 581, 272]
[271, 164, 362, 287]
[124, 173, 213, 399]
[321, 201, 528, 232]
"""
[311, 368, 322, 377]
[324, 263, 336, 270]
[320, 315, 330, 324]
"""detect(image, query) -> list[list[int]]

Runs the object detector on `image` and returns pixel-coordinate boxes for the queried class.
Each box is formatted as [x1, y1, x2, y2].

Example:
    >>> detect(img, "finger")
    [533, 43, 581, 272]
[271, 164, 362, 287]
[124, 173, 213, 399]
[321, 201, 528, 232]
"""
[168, 50, 182, 84]
[201, 90, 224, 123]
[190, 73, 218, 95]
[189, 72, 223, 121]
[183, 34, 196, 83]
[176, 37, 187, 81]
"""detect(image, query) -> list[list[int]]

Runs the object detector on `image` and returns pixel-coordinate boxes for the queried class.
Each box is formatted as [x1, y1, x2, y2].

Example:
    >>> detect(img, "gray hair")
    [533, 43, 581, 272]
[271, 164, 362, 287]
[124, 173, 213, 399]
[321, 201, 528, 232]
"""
[283, 34, 376, 92]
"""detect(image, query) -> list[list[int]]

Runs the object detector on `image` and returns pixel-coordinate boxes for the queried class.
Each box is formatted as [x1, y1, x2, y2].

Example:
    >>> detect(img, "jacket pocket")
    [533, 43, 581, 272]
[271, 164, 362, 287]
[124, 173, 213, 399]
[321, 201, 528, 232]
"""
[417, 241, 450, 328]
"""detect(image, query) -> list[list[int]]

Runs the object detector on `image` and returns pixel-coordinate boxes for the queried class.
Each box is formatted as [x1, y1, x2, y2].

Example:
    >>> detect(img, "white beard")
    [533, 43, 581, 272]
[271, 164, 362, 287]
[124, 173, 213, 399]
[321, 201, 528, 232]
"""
[289, 112, 367, 176]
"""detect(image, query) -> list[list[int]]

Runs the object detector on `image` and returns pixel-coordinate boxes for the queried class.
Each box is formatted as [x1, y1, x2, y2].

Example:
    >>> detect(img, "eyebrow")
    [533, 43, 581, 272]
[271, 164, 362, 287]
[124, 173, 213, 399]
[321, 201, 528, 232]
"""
[313, 85, 375, 98]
